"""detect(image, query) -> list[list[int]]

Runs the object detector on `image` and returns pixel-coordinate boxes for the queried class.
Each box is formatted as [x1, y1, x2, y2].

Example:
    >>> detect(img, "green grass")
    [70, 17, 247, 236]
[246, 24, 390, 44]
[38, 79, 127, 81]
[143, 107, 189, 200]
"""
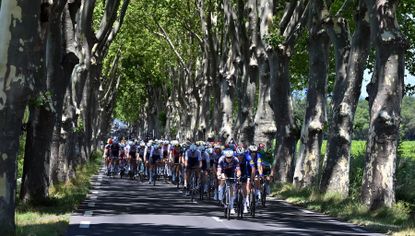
[16, 151, 102, 236]
[272, 140, 415, 235]
[272, 183, 415, 235]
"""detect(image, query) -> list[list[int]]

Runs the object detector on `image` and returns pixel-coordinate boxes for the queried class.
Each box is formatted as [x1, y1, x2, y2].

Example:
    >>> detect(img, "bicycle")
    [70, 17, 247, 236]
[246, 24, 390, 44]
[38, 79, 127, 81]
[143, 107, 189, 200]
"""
[222, 177, 241, 220]
[249, 181, 256, 218]
[172, 163, 182, 189]
[188, 167, 199, 202]
[261, 176, 270, 207]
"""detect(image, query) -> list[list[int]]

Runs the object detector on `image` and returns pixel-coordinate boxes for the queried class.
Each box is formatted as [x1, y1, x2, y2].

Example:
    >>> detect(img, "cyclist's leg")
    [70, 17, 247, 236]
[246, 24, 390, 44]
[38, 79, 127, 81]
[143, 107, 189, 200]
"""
[218, 179, 225, 203]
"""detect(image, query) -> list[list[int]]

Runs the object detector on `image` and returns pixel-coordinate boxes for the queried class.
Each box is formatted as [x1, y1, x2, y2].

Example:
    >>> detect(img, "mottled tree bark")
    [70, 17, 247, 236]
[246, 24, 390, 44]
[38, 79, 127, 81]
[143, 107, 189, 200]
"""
[20, 0, 70, 203]
[361, 0, 408, 210]
[270, 0, 306, 183]
[235, 0, 256, 144]
[219, 0, 238, 142]
[0, 0, 41, 233]
[253, 0, 276, 147]
[293, 0, 329, 188]
[270, 50, 298, 183]
[320, 2, 370, 197]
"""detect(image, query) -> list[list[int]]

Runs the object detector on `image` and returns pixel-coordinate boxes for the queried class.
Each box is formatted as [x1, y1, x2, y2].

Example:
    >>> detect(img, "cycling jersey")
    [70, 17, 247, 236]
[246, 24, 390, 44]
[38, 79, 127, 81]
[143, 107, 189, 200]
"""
[162, 145, 170, 158]
[247, 152, 262, 169]
[238, 155, 251, 183]
[110, 142, 120, 158]
[200, 151, 210, 171]
[185, 149, 201, 168]
[149, 146, 162, 164]
[171, 147, 181, 164]
[217, 156, 240, 178]
[210, 151, 222, 167]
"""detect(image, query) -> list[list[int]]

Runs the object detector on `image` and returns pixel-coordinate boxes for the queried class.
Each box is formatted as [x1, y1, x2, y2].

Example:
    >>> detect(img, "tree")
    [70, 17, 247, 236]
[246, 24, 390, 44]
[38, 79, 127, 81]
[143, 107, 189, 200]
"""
[0, 0, 42, 234]
[361, 0, 409, 210]
[293, 0, 330, 188]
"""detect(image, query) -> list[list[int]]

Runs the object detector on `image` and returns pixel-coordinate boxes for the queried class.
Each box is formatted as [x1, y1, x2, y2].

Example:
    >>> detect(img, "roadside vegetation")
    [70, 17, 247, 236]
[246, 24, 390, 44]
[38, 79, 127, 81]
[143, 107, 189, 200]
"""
[272, 141, 415, 235]
[15, 151, 102, 236]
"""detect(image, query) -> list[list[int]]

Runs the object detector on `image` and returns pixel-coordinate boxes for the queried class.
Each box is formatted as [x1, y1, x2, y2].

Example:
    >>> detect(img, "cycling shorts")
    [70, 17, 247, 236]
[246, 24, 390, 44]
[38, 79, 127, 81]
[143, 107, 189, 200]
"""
[188, 158, 199, 168]
[150, 155, 160, 164]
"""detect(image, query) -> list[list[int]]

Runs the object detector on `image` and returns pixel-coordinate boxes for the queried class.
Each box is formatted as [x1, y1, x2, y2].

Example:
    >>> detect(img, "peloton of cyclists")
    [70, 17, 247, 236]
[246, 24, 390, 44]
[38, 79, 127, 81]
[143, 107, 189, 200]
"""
[102, 136, 271, 215]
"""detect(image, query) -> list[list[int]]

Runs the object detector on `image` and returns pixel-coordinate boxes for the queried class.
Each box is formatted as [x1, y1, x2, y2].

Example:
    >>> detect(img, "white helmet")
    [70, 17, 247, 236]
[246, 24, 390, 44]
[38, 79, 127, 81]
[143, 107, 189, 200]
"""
[249, 145, 258, 152]
[224, 149, 234, 158]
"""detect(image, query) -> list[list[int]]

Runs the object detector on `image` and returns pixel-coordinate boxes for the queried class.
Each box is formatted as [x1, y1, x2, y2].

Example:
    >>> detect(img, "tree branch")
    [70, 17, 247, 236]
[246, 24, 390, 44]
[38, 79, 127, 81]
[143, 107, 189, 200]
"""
[95, 0, 121, 43]
[154, 18, 190, 75]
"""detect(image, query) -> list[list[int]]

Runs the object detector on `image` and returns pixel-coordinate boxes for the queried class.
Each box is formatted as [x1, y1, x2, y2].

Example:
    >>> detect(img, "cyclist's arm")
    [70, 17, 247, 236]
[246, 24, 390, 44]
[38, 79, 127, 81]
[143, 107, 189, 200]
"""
[198, 151, 202, 168]
[258, 156, 263, 176]
[184, 151, 189, 167]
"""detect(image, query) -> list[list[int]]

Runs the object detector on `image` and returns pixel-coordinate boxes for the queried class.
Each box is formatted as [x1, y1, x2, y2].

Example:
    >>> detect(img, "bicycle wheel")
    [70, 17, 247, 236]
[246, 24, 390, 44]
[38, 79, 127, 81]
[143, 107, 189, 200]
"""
[237, 191, 243, 219]
[190, 171, 195, 202]
[250, 190, 256, 218]
[261, 185, 266, 207]
[199, 175, 204, 200]
[153, 167, 157, 186]
[226, 186, 231, 220]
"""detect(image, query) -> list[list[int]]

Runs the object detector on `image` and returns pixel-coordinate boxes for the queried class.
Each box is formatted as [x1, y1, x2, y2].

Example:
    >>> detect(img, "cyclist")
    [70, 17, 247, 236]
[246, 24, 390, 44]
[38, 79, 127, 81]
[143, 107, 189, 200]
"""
[217, 148, 241, 215]
[170, 141, 182, 184]
[103, 138, 113, 175]
[148, 142, 162, 184]
[110, 138, 121, 175]
[128, 141, 138, 178]
[236, 147, 250, 213]
[184, 144, 202, 195]
[210, 144, 222, 200]
[162, 140, 171, 182]
[247, 145, 263, 200]
[199, 145, 210, 194]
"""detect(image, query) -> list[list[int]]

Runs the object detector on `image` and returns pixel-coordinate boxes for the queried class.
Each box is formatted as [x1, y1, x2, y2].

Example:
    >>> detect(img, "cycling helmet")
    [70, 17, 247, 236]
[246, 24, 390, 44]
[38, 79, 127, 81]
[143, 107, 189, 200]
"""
[224, 149, 234, 158]
[199, 146, 206, 152]
[140, 142, 146, 147]
[235, 147, 244, 155]
[189, 144, 197, 152]
[249, 145, 258, 152]
[259, 143, 266, 149]
[107, 138, 113, 144]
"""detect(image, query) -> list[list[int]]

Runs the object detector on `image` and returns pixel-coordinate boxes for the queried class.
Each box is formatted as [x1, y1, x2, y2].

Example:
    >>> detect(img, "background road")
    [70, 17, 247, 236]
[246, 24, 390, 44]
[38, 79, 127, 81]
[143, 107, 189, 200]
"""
[66, 168, 383, 236]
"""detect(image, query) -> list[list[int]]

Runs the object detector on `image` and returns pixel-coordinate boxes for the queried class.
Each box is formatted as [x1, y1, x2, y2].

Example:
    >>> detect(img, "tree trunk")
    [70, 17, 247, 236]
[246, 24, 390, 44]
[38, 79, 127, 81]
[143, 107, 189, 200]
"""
[0, 0, 41, 233]
[50, 2, 81, 184]
[293, 1, 329, 188]
[235, 0, 256, 144]
[20, 0, 70, 202]
[320, 2, 370, 197]
[361, 0, 408, 210]
[270, 49, 299, 183]
[254, 0, 276, 147]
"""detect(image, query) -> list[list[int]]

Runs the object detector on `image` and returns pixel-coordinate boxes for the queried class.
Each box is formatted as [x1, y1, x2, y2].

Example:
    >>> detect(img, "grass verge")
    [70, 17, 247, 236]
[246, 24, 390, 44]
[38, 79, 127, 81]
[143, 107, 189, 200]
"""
[271, 183, 415, 235]
[16, 151, 102, 236]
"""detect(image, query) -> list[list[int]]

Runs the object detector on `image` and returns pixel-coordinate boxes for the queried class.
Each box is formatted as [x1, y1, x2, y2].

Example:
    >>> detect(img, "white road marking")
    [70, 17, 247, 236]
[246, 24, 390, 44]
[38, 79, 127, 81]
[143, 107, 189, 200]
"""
[212, 216, 223, 222]
[79, 221, 90, 229]
[91, 190, 99, 194]
[84, 211, 93, 217]
[87, 202, 95, 207]
[300, 209, 314, 214]
[90, 195, 98, 200]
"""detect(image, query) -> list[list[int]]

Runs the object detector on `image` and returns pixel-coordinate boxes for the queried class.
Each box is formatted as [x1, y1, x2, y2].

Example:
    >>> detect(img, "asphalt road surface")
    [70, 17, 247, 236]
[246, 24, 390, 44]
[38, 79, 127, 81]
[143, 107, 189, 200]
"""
[66, 167, 384, 236]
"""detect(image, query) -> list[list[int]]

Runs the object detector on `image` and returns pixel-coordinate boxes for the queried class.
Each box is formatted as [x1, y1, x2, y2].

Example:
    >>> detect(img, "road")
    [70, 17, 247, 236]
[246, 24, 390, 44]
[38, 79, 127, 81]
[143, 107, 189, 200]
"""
[66, 167, 383, 236]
